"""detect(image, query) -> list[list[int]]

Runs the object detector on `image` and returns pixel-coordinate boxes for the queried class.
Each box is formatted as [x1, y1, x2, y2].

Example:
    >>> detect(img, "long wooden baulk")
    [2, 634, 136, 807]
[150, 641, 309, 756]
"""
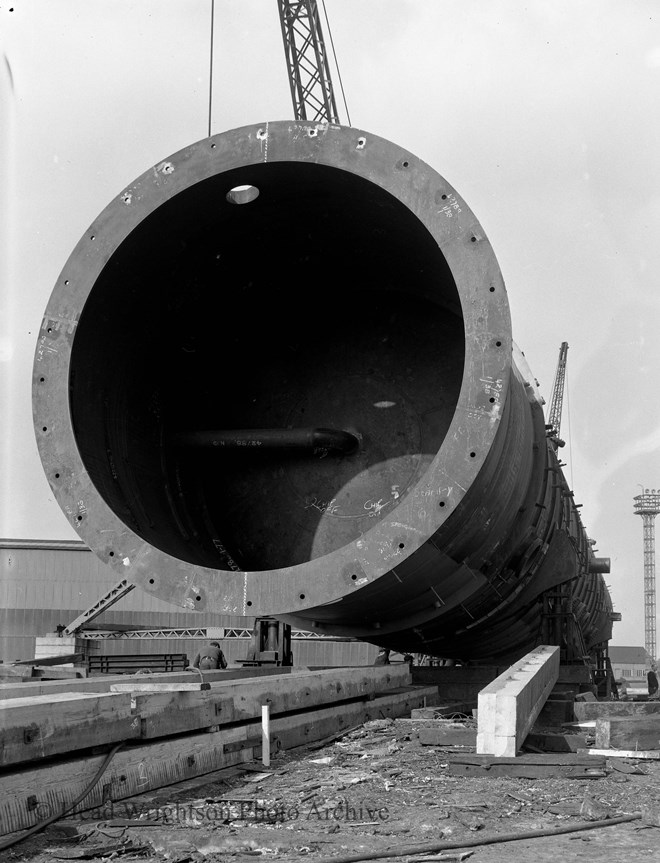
[0, 686, 434, 836]
[0, 665, 436, 836]
[0, 665, 293, 701]
[0, 665, 411, 767]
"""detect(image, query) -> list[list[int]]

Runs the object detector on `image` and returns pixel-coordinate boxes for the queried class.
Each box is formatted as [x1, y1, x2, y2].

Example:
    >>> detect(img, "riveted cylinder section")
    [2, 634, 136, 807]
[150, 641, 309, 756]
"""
[33, 122, 611, 658]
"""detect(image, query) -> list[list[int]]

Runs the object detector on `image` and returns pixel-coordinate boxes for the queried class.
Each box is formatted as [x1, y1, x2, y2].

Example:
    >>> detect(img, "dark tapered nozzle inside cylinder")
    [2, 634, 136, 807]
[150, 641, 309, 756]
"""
[172, 428, 360, 455]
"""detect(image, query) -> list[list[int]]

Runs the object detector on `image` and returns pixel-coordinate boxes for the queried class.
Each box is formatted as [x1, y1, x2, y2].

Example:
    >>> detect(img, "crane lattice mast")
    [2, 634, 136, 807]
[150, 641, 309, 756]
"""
[277, 0, 340, 124]
[634, 490, 660, 660]
[547, 341, 569, 443]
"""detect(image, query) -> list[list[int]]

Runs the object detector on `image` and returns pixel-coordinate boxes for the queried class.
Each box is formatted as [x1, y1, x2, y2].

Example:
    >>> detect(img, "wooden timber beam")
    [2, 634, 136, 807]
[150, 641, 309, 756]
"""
[0, 665, 295, 701]
[476, 645, 560, 757]
[0, 666, 412, 768]
[574, 700, 660, 722]
[0, 693, 139, 766]
[595, 715, 660, 750]
[0, 685, 436, 836]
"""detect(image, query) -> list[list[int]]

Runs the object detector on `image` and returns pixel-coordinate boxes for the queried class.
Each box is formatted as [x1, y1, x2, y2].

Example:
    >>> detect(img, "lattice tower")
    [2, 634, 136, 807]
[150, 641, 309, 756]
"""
[634, 489, 660, 659]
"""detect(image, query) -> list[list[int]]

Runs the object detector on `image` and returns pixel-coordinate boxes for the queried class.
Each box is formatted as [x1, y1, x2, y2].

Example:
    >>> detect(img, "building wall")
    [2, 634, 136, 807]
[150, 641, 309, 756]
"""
[611, 661, 648, 680]
[0, 541, 378, 666]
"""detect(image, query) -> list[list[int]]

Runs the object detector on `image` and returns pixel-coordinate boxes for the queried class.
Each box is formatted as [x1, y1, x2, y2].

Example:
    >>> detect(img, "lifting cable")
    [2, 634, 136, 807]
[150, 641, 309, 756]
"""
[321, 0, 351, 126]
[208, 0, 215, 137]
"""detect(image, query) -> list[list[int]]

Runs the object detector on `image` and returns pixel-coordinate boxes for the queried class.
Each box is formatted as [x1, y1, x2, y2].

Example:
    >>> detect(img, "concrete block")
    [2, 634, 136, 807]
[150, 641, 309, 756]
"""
[34, 636, 92, 667]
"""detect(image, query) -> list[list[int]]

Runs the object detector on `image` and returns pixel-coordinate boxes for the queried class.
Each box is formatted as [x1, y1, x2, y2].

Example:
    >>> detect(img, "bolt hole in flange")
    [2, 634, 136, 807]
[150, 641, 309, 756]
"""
[226, 184, 259, 205]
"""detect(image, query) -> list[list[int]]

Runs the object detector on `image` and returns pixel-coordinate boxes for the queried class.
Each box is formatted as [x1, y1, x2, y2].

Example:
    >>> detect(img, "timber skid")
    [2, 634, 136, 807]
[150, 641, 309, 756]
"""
[0, 664, 436, 836]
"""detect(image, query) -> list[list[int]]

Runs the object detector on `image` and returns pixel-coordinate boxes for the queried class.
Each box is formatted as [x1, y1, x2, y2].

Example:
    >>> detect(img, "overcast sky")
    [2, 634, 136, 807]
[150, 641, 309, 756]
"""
[2, 0, 659, 647]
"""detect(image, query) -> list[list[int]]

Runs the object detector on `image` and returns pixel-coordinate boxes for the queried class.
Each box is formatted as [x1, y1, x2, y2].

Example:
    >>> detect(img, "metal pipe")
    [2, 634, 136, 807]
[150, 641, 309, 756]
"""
[172, 428, 359, 454]
[32, 122, 614, 662]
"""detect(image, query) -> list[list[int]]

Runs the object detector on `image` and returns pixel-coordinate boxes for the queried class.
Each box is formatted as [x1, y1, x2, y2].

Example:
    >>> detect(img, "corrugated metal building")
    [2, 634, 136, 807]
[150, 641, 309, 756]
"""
[0, 539, 377, 667]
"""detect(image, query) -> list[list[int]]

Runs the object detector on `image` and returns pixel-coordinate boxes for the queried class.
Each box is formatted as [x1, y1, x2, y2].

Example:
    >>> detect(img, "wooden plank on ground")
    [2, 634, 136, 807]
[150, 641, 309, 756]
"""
[476, 645, 560, 757]
[0, 666, 411, 766]
[0, 693, 138, 767]
[574, 700, 660, 722]
[0, 666, 295, 700]
[595, 715, 660, 750]
[133, 665, 411, 738]
[447, 752, 607, 779]
[578, 748, 660, 760]
[0, 684, 436, 835]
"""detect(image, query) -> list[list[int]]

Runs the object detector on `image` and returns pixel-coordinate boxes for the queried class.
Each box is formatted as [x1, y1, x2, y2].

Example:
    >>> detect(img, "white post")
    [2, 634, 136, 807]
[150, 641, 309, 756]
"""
[261, 703, 271, 767]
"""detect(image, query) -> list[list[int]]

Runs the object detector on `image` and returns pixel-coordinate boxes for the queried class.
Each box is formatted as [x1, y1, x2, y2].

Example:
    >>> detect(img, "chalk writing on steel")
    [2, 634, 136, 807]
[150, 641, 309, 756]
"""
[364, 499, 391, 518]
[305, 497, 340, 515]
[480, 376, 504, 404]
[439, 193, 462, 218]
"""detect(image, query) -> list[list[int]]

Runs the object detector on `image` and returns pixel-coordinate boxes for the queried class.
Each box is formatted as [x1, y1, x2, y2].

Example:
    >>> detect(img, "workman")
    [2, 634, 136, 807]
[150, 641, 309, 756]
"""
[192, 641, 228, 670]
[374, 648, 391, 666]
[648, 664, 659, 698]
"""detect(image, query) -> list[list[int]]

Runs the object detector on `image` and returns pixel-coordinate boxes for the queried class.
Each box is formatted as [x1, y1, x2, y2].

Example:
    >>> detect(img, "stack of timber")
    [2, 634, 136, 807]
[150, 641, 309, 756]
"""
[0, 665, 437, 836]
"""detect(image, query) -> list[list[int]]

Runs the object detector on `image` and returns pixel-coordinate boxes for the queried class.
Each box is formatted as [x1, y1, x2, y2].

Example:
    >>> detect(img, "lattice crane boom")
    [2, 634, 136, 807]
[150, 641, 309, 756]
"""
[547, 341, 569, 440]
[277, 0, 340, 124]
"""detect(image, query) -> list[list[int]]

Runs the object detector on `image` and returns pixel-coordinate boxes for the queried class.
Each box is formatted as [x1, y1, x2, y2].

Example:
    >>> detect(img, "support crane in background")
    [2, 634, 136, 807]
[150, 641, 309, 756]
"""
[546, 341, 569, 447]
[277, 0, 342, 124]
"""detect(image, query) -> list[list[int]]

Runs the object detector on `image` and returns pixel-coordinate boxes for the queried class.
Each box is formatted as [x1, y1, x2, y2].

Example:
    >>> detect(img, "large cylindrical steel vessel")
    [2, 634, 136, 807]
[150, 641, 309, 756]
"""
[33, 122, 613, 662]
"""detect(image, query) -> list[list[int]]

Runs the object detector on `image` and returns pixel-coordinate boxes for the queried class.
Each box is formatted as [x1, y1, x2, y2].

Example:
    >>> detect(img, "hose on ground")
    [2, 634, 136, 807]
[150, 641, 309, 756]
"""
[0, 741, 125, 852]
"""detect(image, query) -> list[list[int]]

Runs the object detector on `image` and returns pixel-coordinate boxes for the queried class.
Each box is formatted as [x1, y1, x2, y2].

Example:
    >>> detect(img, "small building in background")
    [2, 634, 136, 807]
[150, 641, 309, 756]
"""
[609, 645, 652, 684]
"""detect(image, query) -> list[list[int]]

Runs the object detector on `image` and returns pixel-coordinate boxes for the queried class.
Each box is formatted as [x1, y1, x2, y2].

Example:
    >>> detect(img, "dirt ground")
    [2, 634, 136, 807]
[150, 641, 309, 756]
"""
[4, 716, 660, 863]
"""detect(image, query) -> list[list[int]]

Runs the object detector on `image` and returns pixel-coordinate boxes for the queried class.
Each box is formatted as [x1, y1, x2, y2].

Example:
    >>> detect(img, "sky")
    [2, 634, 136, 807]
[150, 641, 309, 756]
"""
[1, 0, 660, 647]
